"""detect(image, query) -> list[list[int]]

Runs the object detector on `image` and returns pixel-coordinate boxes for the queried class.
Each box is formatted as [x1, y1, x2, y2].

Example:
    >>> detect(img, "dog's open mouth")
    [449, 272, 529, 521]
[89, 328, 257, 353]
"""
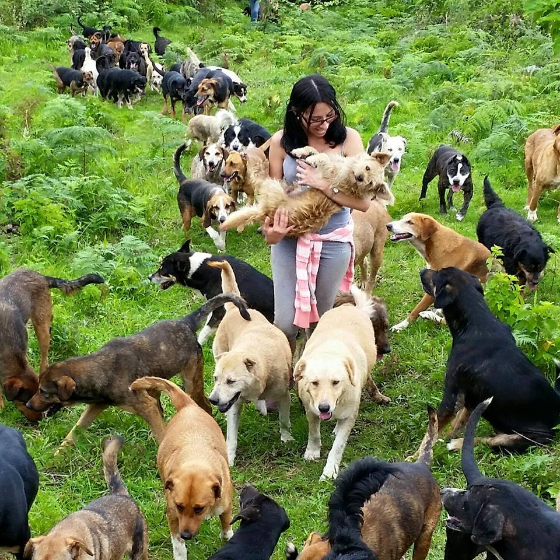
[319, 411, 332, 421]
[391, 161, 400, 172]
[197, 95, 209, 106]
[159, 280, 175, 290]
[222, 171, 238, 183]
[390, 233, 413, 242]
[218, 391, 241, 413]
[450, 184, 462, 193]
[376, 353, 385, 362]
[445, 516, 465, 532]
[206, 163, 217, 173]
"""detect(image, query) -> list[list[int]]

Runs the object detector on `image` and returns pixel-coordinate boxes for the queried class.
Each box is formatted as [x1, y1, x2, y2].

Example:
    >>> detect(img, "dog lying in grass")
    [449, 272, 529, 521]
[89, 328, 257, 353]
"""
[221, 148, 392, 235]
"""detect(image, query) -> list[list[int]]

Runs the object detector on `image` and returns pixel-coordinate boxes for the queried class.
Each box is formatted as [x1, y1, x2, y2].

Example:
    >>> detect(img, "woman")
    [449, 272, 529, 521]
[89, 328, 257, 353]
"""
[264, 74, 370, 353]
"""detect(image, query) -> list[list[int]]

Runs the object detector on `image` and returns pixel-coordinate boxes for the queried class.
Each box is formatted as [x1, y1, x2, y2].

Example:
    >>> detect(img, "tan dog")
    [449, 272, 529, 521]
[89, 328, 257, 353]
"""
[107, 35, 125, 65]
[387, 213, 490, 332]
[352, 200, 391, 292]
[24, 435, 148, 560]
[294, 286, 390, 480]
[524, 124, 560, 223]
[139, 43, 154, 90]
[130, 377, 233, 560]
[190, 143, 229, 184]
[286, 407, 440, 560]
[196, 78, 231, 115]
[222, 148, 392, 235]
[221, 148, 269, 205]
[187, 110, 237, 144]
[208, 261, 292, 466]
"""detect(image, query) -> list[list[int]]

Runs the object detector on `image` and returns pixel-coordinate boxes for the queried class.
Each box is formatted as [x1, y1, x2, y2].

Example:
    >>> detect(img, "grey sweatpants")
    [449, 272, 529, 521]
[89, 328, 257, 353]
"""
[271, 236, 352, 341]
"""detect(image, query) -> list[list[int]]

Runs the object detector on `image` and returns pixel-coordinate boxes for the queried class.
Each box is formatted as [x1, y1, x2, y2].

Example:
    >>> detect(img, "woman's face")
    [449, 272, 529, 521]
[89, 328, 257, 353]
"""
[301, 102, 337, 138]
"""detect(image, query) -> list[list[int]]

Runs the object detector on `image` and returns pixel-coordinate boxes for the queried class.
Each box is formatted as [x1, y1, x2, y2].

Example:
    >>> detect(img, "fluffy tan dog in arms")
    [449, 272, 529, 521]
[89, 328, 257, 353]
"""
[24, 435, 148, 560]
[221, 147, 392, 235]
[130, 377, 233, 560]
[294, 285, 390, 481]
[207, 260, 293, 466]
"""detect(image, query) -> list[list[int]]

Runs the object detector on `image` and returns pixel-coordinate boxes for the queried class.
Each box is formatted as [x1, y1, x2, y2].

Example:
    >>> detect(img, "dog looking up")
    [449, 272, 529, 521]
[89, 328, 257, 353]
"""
[441, 399, 560, 559]
[191, 143, 229, 184]
[23, 435, 148, 560]
[208, 260, 293, 466]
[367, 101, 406, 188]
[188, 110, 237, 144]
[0, 269, 104, 422]
[221, 148, 392, 235]
[477, 176, 553, 290]
[129, 377, 234, 560]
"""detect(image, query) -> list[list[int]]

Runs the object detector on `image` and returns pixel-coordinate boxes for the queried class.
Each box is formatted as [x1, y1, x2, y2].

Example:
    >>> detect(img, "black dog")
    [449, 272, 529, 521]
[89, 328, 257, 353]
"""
[223, 118, 271, 152]
[148, 239, 274, 343]
[420, 266, 560, 451]
[71, 48, 86, 70]
[153, 27, 172, 56]
[183, 67, 213, 114]
[442, 399, 560, 559]
[209, 484, 289, 560]
[477, 176, 553, 290]
[76, 16, 101, 38]
[419, 145, 473, 221]
[122, 51, 146, 76]
[97, 68, 146, 108]
[195, 69, 235, 113]
[0, 424, 39, 559]
[162, 71, 191, 120]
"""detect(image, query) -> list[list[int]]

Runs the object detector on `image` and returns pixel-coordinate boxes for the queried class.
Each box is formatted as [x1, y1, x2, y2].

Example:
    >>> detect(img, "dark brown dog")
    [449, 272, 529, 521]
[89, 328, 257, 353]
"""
[26, 294, 248, 450]
[0, 269, 104, 422]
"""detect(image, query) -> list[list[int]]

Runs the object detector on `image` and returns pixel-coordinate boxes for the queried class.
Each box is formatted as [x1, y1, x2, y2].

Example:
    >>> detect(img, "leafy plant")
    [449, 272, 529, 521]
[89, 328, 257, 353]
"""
[524, 0, 560, 54]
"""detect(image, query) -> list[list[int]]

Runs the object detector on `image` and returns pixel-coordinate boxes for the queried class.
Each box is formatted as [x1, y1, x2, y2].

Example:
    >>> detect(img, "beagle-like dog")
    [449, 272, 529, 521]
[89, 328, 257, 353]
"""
[191, 143, 229, 184]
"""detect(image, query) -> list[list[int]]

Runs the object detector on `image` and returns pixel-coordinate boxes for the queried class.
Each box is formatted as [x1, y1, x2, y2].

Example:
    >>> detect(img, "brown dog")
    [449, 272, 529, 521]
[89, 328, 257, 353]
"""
[130, 377, 234, 560]
[107, 35, 126, 65]
[23, 435, 148, 560]
[352, 200, 391, 292]
[26, 294, 248, 449]
[221, 148, 269, 206]
[196, 78, 231, 116]
[387, 213, 489, 331]
[0, 269, 104, 422]
[287, 407, 441, 560]
[524, 124, 560, 223]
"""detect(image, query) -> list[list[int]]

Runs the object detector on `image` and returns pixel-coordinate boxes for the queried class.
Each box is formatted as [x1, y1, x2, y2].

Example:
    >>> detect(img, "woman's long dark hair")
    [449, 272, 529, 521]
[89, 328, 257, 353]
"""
[281, 74, 347, 153]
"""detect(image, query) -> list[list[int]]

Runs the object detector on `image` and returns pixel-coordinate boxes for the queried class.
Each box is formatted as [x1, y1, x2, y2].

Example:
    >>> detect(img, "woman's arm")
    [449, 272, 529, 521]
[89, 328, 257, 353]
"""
[268, 130, 286, 180]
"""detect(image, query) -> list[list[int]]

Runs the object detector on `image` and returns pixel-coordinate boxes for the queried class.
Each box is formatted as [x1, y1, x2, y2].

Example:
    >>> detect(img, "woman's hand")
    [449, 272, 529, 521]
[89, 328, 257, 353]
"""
[296, 161, 329, 193]
[263, 208, 294, 245]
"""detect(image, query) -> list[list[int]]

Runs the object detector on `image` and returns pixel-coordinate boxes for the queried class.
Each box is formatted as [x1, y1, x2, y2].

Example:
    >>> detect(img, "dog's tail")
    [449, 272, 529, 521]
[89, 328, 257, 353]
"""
[77, 16, 86, 32]
[348, 285, 375, 317]
[130, 377, 193, 412]
[181, 292, 250, 331]
[174, 143, 189, 184]
[377, 100, 399, 134]
[207, 261, 248, 315]
[45, 273, 105, 295]
[416, 404, 438, 467]
[102, 435, 129, 496]
[153, 26, 161, 39]
[187, 47, 202, 67]
[220, 206, 263, 232]
[483, 176, 503, 209]
[462, 398, 492, 485]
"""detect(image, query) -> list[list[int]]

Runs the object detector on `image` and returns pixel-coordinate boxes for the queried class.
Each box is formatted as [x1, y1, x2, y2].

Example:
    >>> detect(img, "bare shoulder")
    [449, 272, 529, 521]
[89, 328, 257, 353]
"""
[344, 127, 365, 155]
[270, 130, 284, 148]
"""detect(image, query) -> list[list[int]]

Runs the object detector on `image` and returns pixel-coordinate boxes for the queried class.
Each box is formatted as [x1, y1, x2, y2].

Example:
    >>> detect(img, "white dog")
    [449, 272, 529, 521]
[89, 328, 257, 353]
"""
[367, 100, 407, 189]
[190, 143, 229, 184]
[82, 47, 98, 95]
[188, 110, 237, 144]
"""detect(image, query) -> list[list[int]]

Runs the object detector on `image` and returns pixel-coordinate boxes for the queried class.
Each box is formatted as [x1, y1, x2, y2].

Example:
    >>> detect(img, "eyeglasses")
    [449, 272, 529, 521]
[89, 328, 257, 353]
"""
[301, 111, 337, 126]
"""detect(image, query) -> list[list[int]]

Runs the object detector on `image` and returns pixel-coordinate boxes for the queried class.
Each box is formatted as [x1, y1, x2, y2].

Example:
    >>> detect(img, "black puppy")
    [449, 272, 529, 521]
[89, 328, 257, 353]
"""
[420, 145, 473, 221]
[420, 266, 560, 451]
[223, 118, 271, 152]
[477, 176, 553, 290]
[148, 239, 274, 343]
[0, 424, 39, 559]
[162, 71, 191, 120]
[209, 484, 289, 560]
[442, 399, 560, 559]
[122, 51, 146, 76]
[153, 27, 172, 55]
[97, 68, 146, 108]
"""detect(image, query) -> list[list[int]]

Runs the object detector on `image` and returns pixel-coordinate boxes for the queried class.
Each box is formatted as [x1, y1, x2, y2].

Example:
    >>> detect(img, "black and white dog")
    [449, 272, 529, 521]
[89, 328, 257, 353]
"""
[206, 66, 247, 103]
[222, 118, 271, 152]
[420, 145, 473, 221]
[148, 239, 274, 343]
[367, 100, 406, 188]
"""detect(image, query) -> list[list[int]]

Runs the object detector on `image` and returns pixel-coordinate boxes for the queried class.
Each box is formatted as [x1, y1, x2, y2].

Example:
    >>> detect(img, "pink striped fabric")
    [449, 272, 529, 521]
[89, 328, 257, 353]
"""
[293, 218, 355, 329]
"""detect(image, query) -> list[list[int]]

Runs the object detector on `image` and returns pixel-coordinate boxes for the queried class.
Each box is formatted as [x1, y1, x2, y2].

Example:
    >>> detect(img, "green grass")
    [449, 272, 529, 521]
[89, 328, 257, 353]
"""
[1, 1, 560, 559]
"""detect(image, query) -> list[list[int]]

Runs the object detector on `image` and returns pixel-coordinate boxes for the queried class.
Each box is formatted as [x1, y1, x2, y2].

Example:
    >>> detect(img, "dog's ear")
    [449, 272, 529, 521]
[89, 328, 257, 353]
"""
[178, 239, 191, 253]
[198, 145, 207, 161]
[552, 124, 560, 136]
[344, 358, 356, 387]
[293, 359, 305, 383]
[400, 136, 407, 146]
[221, 147, 229, 160]
[165, 478, 174, 491]
[244, 358, 256, 371]
[66, 538, 93, 558]
[433, 280, 456, 309]
[513, 248, 527, 262]
[370, 152, 391, 167]
[471, 503, 504, 545]
[211, 476, 222, 499]
[306, 532, 325, 546]
[24, 536, 45, 560]
[230, 502, 262, 525]
[176, 254, 191, 272]
[419, 216, 437, 241]
[202, 204, 213, 229]
[241, 152, 249, 161]
[57, 376, 76, 401]
[3, 377, 24, 401]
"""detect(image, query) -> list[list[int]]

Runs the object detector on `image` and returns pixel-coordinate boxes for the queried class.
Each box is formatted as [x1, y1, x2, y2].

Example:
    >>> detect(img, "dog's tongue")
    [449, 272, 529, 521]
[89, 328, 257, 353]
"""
[319, 412, 332, 421]
[451, 184, 461, 193]
[391, 161, 400, 172]
[196, 97, 205, 106]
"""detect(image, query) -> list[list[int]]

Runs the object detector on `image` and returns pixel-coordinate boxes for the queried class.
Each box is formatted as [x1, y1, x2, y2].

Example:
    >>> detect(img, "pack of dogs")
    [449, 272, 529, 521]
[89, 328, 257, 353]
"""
[3, 20, 560, 560]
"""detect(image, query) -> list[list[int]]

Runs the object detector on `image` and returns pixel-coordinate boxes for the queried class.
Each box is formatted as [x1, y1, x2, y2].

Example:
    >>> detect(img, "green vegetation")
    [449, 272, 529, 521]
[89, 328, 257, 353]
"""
[1, 0, 560, 558]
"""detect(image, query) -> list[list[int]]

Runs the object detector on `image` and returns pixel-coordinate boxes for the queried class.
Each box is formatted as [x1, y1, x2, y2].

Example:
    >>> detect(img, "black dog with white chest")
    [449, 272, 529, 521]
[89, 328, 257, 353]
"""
[209, 484, 289, 560]
[442, 399, 560, 560]
[420, 266, 560, 451]
[0, 424, 39, 559]
[477, 176, 553, 290]
[420, 145, 473, 221]
[223, 118, 271, 152]
[148, 239, 274, 343]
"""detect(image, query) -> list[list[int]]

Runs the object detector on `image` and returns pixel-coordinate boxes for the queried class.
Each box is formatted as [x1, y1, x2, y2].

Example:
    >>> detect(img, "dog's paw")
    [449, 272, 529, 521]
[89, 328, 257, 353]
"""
[291, 147, 318, 160]
[456, 213, 464, 221]
[221, 528, 234, 541]
[320, 464, 338, 481]
[375, 393, 391, 405]
[281, 431, 294, 443]
[285, 542, 297, 559]
[527, 210, 538, 222]
[304, 447, 321, 461]
[447, 438, 464, 451]
[419, 310, 445, 324]
[391, 319, 409, 332]
[255, 400, 268, 416]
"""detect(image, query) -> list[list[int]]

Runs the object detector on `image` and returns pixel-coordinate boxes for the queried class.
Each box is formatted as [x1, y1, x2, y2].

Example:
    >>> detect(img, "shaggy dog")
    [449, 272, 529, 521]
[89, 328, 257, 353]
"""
[191, 143, 229, 184]
[221, 148, 392, 235]
[188, 110, 237, 144]
[81, 47, 98, 94]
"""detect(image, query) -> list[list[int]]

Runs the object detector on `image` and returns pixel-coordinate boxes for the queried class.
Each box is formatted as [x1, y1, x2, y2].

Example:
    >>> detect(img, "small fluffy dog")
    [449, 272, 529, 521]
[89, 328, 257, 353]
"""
[367, 101, 406, 188]
[419, 145, 473, 221]
[221, 148, 392, 235]
[294, 285, 390, 480]
[175, 143, 236, 252]
[191, 143, 229, 184]
[221, 147, 269, 205]
[477, 176, 553, 289]
[129, 378, 234, 560]
[524, 124, 560, 222]
[188, 110, 237, 143]
[51, 66, 95, 97]
[23, 436, 148, 560]
[208, 261, 292, 466]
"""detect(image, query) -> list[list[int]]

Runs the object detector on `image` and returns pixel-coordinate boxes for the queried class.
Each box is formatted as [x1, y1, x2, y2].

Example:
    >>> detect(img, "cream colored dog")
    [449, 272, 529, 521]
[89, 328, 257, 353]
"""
[294, 286, 390, 481]
[207, 260, 293, 466]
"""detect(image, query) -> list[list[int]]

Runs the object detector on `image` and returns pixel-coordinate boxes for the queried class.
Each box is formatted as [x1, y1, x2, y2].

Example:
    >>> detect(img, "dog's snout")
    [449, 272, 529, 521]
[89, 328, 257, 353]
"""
[209, 396, 219, 406]
[386, 223, 394, 232]
[355, 174, 364, 182]
[452, 179, 460, 185]
[380, 344, 391, 354]
[218, 216, 226, 224]
[181, 532, 193, 541]
[318, 403, 331, 413]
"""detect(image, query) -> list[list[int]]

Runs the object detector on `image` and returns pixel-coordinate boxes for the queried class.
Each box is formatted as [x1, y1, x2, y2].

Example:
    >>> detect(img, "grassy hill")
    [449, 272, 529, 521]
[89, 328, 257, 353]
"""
[1, 1, 560, 558]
